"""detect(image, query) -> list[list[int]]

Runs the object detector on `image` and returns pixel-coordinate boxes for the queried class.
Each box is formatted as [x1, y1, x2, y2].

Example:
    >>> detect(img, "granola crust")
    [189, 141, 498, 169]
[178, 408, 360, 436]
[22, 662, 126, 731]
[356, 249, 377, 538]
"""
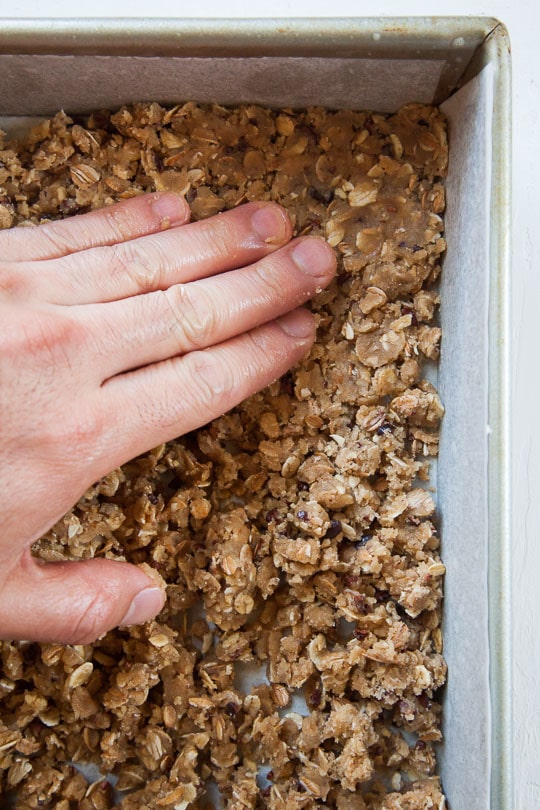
[0, 101, 448, 809]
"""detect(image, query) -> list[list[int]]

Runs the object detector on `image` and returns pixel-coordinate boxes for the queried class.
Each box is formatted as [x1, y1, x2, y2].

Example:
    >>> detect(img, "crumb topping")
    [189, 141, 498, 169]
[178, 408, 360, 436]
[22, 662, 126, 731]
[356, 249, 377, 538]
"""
[0, 101, 447, 809]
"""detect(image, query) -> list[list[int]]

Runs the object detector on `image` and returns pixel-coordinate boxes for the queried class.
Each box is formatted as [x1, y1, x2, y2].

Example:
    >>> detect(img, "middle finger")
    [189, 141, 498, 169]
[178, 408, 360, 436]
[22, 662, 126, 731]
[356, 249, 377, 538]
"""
[79, 237, 336, 380]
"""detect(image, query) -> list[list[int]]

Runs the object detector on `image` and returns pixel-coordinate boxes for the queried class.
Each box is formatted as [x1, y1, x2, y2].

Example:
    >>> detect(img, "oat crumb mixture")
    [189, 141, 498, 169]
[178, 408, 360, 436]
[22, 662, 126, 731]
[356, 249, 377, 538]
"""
[0, 102, 448, 809]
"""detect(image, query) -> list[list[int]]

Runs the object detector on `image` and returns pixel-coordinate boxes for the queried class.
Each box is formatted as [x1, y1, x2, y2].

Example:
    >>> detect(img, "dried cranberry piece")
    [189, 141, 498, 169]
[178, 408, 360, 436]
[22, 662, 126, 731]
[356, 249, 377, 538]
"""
[401, 304, 419, 326]
[308, 686, 322, 708]
[356, 534, 371, 548]
[309, 186, 333, 205]
[224, 702, 239, 718]
[376, 423, 393, 435]
[280, 374, 294, 396]
[325, 520, 342, 539]
[353, 594, 371, 615]
[418, 693, 433, 710]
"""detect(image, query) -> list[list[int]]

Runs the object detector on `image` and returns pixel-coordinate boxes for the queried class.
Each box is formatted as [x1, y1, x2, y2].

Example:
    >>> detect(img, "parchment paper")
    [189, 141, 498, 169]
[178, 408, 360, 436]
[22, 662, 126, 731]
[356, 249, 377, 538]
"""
[0, 54, 445, 116]
[438, 65, 494, 809]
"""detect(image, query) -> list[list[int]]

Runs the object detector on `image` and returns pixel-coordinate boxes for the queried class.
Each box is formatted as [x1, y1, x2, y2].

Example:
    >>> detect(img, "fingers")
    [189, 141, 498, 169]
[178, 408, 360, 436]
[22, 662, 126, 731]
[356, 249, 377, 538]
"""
[14, 201, 292, 306]
[100, 310, 316, 467]
[0, 192, 189, 262]
[81, 236, 336, 378]
[0, 551, 166, 644]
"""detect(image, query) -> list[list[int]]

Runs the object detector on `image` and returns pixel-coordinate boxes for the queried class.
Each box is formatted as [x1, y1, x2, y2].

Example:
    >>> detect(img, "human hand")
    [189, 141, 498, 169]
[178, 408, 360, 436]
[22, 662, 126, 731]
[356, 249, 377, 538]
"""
[0, 193, 336, 645]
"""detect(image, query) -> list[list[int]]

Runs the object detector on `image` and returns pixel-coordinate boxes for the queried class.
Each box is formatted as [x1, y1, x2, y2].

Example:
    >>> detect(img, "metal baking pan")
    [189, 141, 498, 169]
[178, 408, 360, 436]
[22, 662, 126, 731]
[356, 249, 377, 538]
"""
[0, 17, 511, 809]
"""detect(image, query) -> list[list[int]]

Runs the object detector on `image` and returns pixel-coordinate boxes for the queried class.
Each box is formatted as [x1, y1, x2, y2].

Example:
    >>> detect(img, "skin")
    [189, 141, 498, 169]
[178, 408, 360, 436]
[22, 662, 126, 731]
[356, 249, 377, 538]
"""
[0, 192, 336, 645]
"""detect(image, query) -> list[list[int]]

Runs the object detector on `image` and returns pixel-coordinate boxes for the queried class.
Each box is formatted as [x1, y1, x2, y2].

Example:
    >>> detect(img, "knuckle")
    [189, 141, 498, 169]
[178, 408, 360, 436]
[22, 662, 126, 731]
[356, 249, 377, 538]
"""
[164, 285, 218, 352]
[0, 306, 80, 363]
[253, 256, 291, 300]
[33, 223, 71, 257]
[66, 413, 103, 449]
[0, 265, 28, 298]
[101, 204, 135, 241]
[103, 194, 187, 240]
[109, 241, 163, 294]
[195, 217, 231, 258]
[183, 349, 231, 416]
[242, 330, 275, 377]
[42, 311, 80, 351]
[43, 406, 103, 453]
[68, 590, 114, 644]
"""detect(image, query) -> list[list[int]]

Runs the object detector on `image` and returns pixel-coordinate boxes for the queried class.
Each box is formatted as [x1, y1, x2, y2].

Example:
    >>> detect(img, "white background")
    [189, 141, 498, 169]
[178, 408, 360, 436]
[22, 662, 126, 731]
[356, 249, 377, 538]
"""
[3, 0, 539, 806]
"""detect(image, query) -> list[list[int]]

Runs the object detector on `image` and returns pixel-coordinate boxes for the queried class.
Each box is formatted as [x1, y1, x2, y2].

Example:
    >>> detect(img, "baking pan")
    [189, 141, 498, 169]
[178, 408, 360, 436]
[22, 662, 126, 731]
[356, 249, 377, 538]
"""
[0, 17, 512, 809]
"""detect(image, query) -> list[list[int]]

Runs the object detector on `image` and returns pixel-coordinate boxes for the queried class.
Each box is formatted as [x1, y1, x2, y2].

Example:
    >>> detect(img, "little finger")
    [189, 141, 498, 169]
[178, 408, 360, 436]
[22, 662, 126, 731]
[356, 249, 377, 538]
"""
[0, 192, 189, 262]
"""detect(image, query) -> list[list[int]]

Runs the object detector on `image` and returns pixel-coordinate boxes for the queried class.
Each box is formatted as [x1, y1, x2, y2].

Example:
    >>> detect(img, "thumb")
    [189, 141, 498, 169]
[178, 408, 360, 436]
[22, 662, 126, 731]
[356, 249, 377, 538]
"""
[0, 552, 166, 644]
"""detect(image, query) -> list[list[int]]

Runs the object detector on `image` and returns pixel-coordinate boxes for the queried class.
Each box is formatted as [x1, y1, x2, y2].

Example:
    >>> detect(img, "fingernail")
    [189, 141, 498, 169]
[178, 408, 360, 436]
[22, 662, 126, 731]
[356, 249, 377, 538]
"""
[291, 238, 336, 278]
[277, 309, 315, 340]
[151, 193, 188, 228]
[120, 587, 165, 626]
[251, 204, 290, 245]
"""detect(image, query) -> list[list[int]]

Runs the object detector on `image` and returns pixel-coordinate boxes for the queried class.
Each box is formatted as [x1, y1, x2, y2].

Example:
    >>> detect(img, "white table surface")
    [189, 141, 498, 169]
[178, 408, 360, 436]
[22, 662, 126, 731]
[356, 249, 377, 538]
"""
[3, 1, 539, 806]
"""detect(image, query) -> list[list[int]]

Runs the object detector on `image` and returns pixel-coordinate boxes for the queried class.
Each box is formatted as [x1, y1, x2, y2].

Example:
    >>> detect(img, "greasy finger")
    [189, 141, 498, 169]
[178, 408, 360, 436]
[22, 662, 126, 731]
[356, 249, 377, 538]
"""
[0, 192, 189, 262]
[82, 237, 336, 378]
[100, 309, 315, 464]
[16, 201, 292, 305]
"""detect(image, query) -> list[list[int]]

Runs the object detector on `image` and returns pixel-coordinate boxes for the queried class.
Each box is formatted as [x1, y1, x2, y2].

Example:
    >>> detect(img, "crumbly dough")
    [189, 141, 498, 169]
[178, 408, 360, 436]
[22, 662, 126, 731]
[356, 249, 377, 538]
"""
[0, 101, 448, 809]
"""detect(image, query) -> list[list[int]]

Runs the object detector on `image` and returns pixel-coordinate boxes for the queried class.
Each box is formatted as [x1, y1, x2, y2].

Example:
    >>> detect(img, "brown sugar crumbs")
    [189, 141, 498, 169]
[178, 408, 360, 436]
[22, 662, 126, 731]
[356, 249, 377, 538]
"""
[0, 101, 448, 809]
